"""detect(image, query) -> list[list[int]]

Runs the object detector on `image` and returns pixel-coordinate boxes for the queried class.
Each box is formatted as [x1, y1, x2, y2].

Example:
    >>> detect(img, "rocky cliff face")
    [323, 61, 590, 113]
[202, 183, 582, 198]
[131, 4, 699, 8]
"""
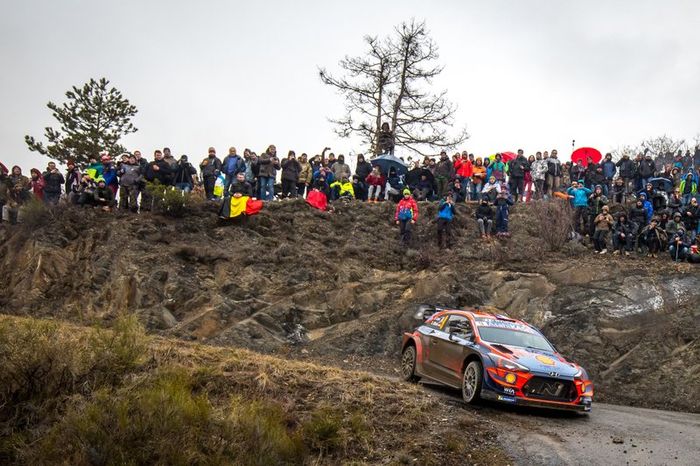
[1, 201, 698, 412]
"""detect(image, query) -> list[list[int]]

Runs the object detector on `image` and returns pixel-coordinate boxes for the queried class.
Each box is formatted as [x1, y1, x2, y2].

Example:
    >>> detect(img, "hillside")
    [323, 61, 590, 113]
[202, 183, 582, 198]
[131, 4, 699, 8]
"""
[0, 199, 699, 415]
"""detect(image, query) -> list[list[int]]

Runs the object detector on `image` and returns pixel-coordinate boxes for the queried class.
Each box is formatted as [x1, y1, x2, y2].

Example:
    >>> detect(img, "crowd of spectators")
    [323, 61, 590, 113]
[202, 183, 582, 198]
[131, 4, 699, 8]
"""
[1, 143, 699, 262]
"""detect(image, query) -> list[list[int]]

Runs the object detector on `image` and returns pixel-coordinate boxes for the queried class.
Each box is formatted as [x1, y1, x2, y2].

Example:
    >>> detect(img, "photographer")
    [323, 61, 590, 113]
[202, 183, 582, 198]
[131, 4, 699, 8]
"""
[42, 161, 65, 206]
[173, 155, 197, 193]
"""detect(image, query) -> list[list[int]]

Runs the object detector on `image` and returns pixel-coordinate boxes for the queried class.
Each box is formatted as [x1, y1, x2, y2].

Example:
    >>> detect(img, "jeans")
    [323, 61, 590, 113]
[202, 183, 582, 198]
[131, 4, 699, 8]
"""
[259, 176, 275, 201]
[471, 182, 482, 201]
[509, 176, 524, 202]
[593, 230, 609, 251]
[437, 218, 452, 248]
[368, 185, 382, 200]
[477, 218, 492, 236]
[546, 174, 560, 196]
[612, 232, 633, 252]
[669, 244, 689, 261]
[175, 182, 192, 193]
[296, 183, 307, 198]
[120, 185, 139, 211]
[281, 179, 297, 198]
[398, 220, 413, 245]
[44, 191, 60, 205]
[534, 179, 545, 200]
[203, 176, 217, 200]
[573, 206, 587, 234]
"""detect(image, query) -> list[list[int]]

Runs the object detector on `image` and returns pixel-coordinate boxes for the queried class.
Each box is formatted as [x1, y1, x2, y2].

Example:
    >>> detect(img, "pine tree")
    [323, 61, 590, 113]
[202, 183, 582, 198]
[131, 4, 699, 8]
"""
[25, 78, 138, 167]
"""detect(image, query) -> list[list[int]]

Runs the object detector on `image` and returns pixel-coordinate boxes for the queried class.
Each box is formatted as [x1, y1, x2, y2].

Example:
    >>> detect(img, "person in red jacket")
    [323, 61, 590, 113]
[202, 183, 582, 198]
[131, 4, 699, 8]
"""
[394, 188, 419, 246]
[29, 168, 45, 201]
[365, 166, 385, 203]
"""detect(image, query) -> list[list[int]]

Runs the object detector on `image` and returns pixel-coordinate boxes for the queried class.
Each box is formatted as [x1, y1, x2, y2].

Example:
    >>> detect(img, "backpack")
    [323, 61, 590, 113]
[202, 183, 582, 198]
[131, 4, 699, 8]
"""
[397, 206, 413, 221]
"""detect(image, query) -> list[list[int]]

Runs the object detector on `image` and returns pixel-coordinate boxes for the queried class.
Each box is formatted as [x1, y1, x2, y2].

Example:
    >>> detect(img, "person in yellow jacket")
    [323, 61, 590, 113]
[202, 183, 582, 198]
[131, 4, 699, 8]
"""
[330, 176, 355, 200]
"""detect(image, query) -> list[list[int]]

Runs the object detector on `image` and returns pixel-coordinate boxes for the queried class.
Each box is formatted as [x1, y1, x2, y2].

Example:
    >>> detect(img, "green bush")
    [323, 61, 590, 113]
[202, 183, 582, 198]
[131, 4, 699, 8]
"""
[18, 198, 53, 229]
[145, 181, 198, 217]
[302, 406, 343, 453]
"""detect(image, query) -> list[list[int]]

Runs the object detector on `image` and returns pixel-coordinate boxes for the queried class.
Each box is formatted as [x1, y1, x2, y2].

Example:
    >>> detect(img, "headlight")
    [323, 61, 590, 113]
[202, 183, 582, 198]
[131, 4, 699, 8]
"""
[490, 354, 529, 372]
[573, 368, 583, 378]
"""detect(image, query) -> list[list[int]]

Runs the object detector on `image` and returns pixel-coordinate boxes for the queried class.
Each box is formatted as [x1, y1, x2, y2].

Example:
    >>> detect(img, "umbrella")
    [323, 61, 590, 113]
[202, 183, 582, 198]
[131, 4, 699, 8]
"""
[488, 152, 516, 163]
[648, 177, 673, 193]
[571, 147, 602, 167]
[0, 162, 7, 174]
[370, 153, 408, 177]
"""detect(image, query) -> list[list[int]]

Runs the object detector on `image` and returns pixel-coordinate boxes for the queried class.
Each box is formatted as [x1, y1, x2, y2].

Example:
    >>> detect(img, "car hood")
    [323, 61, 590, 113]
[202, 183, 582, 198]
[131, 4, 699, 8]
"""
[491, 344, 580, 377]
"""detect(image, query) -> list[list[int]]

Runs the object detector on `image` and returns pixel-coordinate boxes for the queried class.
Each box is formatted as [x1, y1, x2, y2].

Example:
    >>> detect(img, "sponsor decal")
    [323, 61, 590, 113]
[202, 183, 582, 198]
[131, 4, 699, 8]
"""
[497, 395, 516, 403]
[475, 319, 537, 334]
[503, 387, 515, 396]
[536, 355, 555, 366]
[548, 371, 560, 377]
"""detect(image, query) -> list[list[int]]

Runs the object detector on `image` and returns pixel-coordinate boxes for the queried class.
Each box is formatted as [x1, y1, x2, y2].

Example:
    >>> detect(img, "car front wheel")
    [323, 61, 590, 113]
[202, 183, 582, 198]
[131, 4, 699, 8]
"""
[401, 345, 420, 382]
[462, 360, 483, 404]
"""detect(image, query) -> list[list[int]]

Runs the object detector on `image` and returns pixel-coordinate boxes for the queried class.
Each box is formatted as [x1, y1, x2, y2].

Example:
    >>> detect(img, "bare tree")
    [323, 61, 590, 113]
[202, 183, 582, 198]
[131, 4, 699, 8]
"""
[638, 135, 687, 158]
[320, 19, 467, 156]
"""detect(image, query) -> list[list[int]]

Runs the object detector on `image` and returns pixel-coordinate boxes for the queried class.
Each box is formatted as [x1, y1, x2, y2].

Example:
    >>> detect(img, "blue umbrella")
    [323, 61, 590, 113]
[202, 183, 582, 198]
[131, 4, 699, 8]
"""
[370, 153, 408, 177]
[648, 177, 673, 193]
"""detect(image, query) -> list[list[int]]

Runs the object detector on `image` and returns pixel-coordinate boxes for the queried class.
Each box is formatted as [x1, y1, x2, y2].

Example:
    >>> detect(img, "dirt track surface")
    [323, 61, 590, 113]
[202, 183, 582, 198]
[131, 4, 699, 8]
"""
[423, 379, 700, 466]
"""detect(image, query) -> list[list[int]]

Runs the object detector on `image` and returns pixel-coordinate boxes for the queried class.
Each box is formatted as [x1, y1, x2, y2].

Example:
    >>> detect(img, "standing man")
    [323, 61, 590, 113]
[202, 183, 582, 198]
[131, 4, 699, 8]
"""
[142, 150, 174, 210]
[257, 145, 280, 201]
[616, 153, 636, 199]
[508, 149, 529, 203]
[42, 161, 65, 205]
[546, 150, 562, 197]
[601, 153, 616, 196]
[221, 147, 246, 193]
[434, 151, 455, 198]
[437, 192, 456, 249]
[200, 147, 222, 200]
[530, 152, 548, 200]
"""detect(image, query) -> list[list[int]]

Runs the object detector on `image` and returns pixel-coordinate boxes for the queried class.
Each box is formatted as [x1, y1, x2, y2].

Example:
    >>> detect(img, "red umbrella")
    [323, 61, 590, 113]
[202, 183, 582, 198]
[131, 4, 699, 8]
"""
[571, 147, 602, 167]
[500, 151, 516, 163]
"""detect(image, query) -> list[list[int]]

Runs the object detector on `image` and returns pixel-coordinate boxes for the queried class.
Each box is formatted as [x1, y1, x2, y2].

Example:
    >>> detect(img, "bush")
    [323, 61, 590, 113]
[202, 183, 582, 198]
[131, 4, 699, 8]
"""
[145, 181, 198, 217]
[18, 198, 53, 229]
[30, 371, 306, 466]
[302, 406, 343, 453]
[529, 200, 574, 252]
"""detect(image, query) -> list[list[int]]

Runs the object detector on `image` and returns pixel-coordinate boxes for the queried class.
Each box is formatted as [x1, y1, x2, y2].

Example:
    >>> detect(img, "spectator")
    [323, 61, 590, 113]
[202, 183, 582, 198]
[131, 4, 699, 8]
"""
[508, 149, 529, 202]
[640, 218, 666, 258]
[638, 192, 654, 224]
[355, 154, 372, 181]
[689, 233, 700, 263]
[173, 155, 197, 193]
[436, 192, 456, 249]
[601, 153, 616, 195]
[405, 161, 423, 190]
[679, 173, 697, 206]
[42, 162, 64, 206]
[384, 167, 403, 202]
[65, 160, 82, 205]
[94, 178, 115, 211]
[666, 212, 684, 238]
[351, 175, 367, 201]
[102, 155, 119, 197]
[454, 152, 473, 195]
[163, 147, 177, 169]
[281, 150, 301, 198]
[471, 157, 486, 200]
[612, 213, 634, 256]
[616, 153, 635, 195]
[143, 150, 174, 210]
[221, 147, 246, 193]
[117, 154, 142, 212]
[546, 150, 562, 197]
[683, 198, 699, 235]
[7, 166, 30, 224]
[365, 166, 385, 203]
[481, 175, 501, 203]
[587, 185, 608, 237]
[669, 226, 690, 262]
[311, 173, 331, 198]
[494, 191, 514, 237]
[0, 164, 8, 222]
[434, 151, 455, 198]
[394, 189, 418, 246]
[377, 122, 395, 155]
[638, 152, 656, 187]
[475, 199, 494, 239]
[200, 147, 222, 200]
[297, 153, 313, 198]
[330, 176, 355, 200]
[523, 155, 535, 202]
[331, 154, 351, 182]
[447, 178, 466, 203]
[530, 152, 547, 201]
[228, 171, 253, 197]
[489, 154, 506, 182]
[77, 174, 97, 207]
[592, 205, 613, 253]
[29, 168, 45, 201]
[257, 145, 280, 201]
[567, 181, 592, 235]
[413, 174, 434, 201]
[611, 177, 626, 204]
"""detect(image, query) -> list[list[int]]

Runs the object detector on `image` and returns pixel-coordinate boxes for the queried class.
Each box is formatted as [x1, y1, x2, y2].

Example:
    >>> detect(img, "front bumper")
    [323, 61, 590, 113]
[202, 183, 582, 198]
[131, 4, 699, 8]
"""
[482, 390, 592, 412]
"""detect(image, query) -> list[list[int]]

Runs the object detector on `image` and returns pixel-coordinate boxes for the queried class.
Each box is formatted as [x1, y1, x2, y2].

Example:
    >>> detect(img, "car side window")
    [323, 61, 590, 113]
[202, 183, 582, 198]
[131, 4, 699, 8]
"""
[426, 315, 446, 330]
[446, 315, 474, 339]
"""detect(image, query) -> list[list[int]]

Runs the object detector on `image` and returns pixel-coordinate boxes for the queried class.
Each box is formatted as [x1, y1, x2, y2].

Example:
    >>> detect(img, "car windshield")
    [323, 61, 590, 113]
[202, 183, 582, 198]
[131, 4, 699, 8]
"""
[478, 327, 553, 352]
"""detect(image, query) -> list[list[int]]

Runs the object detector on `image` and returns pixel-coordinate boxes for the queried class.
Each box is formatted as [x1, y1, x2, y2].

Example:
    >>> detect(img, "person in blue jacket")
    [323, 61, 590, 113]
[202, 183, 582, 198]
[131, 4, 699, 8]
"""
[437, 192, 456, 249]
[601, 153, 617, 195]
[494, 191, 514, 237]
[638, 192, 654, 224]
[567, 180, 592, 235]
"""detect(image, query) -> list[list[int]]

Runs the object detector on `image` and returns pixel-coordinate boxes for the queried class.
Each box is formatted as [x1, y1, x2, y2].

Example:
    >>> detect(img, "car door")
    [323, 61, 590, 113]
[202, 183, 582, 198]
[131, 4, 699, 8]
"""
[429, 314, 475, 387]
[416, 315, 446, 378]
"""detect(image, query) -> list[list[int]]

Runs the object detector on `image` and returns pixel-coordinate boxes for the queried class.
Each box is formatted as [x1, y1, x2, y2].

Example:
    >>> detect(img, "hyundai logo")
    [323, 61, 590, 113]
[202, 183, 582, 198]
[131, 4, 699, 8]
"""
[548, 371, 559, 377]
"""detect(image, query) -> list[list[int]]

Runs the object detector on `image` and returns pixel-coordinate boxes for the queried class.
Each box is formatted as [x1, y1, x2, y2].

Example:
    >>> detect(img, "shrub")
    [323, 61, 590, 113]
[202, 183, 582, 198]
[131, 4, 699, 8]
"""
[302, 406, 343, 453]
[18, 198, 53, 229]
[145, 181, 198, 217]
[529, 200, 574, 252]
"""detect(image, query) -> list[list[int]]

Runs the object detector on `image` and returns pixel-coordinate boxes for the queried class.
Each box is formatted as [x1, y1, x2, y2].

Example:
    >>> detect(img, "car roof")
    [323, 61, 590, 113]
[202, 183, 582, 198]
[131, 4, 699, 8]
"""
[436, 308, 534, 328]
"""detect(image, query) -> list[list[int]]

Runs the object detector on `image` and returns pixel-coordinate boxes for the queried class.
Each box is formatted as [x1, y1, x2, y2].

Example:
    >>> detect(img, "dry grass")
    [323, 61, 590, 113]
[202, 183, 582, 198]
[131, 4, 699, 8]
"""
[0, 314, 509, 465]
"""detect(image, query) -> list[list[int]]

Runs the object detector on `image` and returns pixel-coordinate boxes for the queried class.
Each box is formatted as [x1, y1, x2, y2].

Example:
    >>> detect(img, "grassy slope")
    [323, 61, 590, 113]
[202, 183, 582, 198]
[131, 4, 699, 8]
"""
[0, 315, 509, 465]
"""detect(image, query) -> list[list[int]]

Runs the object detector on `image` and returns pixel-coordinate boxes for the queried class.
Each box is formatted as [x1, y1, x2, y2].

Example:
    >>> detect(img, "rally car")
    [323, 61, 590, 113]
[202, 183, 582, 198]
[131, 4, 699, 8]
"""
[401, 305, 593, 412]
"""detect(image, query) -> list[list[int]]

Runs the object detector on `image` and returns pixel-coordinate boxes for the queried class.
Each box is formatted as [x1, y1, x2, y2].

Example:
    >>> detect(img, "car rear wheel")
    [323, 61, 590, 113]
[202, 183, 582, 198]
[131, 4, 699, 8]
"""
[462, 360, 483, 404]
[401, 345, 420, 382]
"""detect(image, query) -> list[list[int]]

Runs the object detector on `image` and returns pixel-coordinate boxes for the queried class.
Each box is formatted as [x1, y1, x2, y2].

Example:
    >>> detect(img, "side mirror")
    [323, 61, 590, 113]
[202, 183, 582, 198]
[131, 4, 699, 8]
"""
[414, 304, 436, 322]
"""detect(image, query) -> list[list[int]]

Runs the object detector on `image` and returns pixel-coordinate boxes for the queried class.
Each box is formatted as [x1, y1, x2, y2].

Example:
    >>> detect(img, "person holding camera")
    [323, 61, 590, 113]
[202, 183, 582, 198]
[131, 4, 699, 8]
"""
[173, 155, 197, 193]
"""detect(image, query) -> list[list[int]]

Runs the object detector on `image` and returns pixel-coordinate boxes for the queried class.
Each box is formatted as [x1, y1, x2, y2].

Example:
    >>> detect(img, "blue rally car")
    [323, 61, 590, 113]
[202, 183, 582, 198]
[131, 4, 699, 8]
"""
[400, 305, 593, 411]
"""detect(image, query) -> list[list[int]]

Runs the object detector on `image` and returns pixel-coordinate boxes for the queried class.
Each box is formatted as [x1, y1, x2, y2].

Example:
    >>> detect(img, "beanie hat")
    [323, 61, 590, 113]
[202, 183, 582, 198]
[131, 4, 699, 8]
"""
[402, 188, 411, 195]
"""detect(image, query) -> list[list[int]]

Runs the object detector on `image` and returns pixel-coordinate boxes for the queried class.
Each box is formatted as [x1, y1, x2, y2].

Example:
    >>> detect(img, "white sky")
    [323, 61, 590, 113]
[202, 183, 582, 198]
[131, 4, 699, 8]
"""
[1, 0, 699, 171]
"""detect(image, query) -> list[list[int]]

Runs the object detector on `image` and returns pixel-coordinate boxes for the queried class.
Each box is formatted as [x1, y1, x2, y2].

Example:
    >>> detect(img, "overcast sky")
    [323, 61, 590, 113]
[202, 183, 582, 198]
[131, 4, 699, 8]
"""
[1, 0, 699, 170]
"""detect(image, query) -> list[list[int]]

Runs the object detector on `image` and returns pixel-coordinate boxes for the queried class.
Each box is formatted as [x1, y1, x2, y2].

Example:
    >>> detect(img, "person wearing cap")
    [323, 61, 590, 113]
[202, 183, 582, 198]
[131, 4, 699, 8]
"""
[612, 213, 635, 255]
[436, 192, 456, 249]
[200, 147, 223, 200]
[395, 189, 418, 246]
[638, 192, 654, 224]
[117, 154, 142, 211]
[592, 205, 614, 254]
[173, 155, 197, 193]
[668, 225, 690, 262]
